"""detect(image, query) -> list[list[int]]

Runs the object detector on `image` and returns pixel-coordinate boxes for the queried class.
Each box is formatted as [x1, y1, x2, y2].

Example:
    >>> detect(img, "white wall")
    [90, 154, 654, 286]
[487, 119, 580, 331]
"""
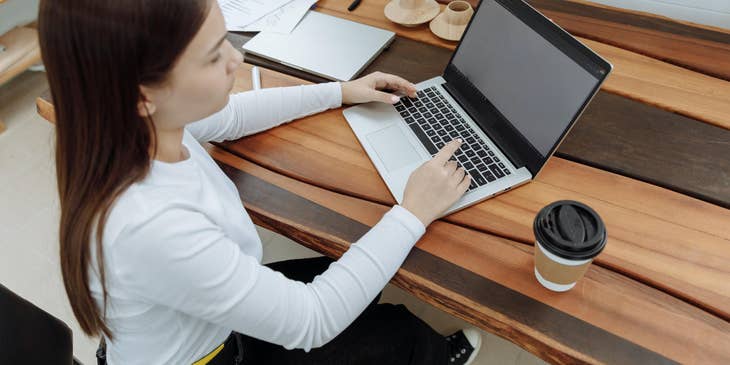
[0, 0, 40, 35]
[588, 0, 730, 30]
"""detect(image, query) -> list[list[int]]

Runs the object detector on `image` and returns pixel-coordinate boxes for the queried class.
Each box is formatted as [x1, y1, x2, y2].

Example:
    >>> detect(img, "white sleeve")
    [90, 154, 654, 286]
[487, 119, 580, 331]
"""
[186, 82, 342, 143]
[111, 205, 425, 351]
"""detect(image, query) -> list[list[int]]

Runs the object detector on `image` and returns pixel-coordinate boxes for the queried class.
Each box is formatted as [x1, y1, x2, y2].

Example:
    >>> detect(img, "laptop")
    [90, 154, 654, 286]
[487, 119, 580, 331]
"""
[343, 0, 612, 216]
[242, 11, 395, 81]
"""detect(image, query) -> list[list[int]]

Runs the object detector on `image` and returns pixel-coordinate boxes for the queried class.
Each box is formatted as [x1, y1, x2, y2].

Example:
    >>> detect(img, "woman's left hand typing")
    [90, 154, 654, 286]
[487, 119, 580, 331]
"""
[341, 71, 418, 105]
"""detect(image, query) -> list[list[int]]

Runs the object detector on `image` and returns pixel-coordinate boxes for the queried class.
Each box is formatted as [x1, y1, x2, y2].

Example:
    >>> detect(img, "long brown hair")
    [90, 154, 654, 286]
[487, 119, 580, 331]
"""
[38, 0, 211, 339]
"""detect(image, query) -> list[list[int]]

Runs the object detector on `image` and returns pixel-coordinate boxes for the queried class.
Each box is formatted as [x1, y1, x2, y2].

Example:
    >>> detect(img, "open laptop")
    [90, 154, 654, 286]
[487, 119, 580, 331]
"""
[343, 0, 612, 216]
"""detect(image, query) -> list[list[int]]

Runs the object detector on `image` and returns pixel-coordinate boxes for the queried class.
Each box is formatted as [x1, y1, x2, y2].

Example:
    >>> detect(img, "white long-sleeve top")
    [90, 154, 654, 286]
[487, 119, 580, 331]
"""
[88, 82, 427, 365]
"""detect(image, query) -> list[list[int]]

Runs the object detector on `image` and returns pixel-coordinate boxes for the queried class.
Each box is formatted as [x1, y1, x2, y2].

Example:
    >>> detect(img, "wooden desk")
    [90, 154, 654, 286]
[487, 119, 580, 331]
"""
[36, 1, 730, 364]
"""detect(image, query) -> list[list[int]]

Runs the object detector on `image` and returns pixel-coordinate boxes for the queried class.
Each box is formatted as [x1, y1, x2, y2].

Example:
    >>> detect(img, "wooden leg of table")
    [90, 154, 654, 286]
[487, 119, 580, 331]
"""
[0, 118, 6, 134]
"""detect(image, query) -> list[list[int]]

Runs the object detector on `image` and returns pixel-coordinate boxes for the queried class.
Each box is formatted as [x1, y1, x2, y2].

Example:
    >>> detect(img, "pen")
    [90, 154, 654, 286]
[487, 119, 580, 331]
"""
[347, 0, 361, 12]
[251, 66, 261, 90]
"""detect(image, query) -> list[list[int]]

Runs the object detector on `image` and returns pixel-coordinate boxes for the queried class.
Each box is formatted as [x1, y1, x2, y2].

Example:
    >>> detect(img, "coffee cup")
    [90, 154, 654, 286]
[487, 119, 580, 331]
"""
[533, 200, 606, 292]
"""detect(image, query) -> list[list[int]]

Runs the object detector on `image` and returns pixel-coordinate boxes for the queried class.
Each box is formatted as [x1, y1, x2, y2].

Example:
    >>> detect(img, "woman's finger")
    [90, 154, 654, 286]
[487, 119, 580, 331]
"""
[368, 88, 400, 104]
[444, 160, 458, 175]
[375, 73, 417, 97]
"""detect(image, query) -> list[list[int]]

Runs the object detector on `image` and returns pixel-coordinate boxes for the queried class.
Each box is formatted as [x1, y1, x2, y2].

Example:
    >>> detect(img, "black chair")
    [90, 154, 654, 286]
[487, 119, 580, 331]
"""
[0, 282, 80, 364]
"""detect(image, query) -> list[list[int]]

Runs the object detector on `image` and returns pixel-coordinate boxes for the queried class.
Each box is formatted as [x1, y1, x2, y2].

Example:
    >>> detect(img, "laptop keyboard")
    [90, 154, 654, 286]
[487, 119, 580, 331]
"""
[393, 86, 511, 191]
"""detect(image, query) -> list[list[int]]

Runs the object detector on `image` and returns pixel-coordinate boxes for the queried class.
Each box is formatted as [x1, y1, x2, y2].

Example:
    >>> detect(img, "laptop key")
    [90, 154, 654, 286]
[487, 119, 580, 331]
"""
[476, 150, 488, 158]
[498, 162, 505, 168]
[473, 173, 488, 186]
[408, 124, 438, 155]
[484, 171, 496, 182]
[426, 129, 436, 137]
[503, 169, 511, 175]
[405, 116, 415, 124]
[457, 155, 469, 163]
[463, 162, 474, 170]
[488, 151, 495, 157]
[436, 141, 445, 149]
[396, 104, 406, 112]
[399, 110, 409, 118]
[489, 164, 505, 178]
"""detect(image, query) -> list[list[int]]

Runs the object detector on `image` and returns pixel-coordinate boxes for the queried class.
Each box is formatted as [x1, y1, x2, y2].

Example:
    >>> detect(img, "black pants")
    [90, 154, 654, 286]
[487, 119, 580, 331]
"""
[236, 256, 449, 365]
[97, 257, 448, 365]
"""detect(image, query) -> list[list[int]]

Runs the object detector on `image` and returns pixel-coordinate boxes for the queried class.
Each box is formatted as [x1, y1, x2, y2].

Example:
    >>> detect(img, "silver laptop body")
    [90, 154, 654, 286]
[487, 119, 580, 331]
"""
[242, 11, 395, 81]
[344, 0, 612, 216]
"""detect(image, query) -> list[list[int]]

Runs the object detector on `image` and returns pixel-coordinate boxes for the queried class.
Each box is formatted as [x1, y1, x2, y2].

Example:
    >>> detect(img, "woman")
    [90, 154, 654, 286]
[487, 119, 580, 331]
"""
[39, 0, 481, 364]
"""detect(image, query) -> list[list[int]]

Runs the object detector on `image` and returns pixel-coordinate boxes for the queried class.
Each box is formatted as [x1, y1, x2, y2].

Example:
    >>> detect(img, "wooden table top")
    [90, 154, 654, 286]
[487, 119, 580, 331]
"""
[36, 1, 730, 363]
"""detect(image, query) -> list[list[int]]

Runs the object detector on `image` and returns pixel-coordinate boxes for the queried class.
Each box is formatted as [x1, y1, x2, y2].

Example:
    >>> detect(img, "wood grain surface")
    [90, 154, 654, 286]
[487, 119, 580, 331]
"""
[316, 0, 730, 130]
[0, 27, 41, 85]
[230, 32, 730, 209]
[211, 146, 730, 365]
[212, 64, 730, 321]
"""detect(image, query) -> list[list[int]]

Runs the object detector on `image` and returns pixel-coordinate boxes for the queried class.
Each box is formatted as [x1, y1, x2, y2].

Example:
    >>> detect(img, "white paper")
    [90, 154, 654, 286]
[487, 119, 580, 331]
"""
[242, 0, 318, 34]
[218, 0, 294, 30]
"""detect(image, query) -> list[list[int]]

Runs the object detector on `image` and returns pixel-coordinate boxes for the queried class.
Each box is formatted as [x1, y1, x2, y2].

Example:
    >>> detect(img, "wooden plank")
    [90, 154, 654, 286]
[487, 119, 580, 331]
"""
[228, 31, 730, 209]
[35, 63, 730, 318]
[211, 146, 730, 365]
[0, 27, 41, 85]
[316, 0, 730, 130]
[556, 91, 730, 209]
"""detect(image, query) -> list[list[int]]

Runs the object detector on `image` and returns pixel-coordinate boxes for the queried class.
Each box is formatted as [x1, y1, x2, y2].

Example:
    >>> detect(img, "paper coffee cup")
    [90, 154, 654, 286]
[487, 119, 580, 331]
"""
[533, 200, 606, 292]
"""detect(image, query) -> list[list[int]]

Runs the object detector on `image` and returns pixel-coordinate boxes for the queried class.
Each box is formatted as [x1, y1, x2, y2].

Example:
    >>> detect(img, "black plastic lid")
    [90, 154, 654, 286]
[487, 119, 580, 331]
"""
[533, 200, 607, 260]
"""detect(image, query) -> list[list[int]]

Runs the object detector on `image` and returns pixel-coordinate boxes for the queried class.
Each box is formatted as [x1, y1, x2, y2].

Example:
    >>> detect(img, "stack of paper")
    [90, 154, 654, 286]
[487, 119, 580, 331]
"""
[219, 0, 318, 34]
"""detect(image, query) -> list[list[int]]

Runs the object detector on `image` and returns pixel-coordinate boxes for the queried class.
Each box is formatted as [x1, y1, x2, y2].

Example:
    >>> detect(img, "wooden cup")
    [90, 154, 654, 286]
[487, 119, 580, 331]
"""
[430, 1, 474, 41]
[384, 0, 441, 27]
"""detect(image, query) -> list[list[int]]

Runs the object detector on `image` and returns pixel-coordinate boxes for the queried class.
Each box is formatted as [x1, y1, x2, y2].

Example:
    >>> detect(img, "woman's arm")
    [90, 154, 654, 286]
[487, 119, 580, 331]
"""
[186, 82, 342, 143]
[185, 72, 418, 143]
[110, 205, 424, 351]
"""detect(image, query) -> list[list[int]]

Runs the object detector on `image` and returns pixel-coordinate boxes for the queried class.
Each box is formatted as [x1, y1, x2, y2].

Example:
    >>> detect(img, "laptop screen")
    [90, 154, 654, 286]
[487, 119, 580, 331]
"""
[450, 0, 603, 156]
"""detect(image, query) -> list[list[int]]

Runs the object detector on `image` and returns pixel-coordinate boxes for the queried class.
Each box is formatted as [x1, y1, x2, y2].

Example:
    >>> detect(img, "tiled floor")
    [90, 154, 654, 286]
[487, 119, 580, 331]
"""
[0, 71, 547, 365]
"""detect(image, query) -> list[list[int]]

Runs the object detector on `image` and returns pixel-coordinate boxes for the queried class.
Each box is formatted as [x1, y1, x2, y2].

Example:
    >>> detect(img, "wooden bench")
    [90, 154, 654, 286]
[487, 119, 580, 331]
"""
[0, 25, 41, 134]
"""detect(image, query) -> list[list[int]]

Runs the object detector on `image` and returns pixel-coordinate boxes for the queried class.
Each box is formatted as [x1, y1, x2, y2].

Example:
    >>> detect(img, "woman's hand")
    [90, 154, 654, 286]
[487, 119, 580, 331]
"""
[341, 71, 418, 105]
[401, 140, 471, 226]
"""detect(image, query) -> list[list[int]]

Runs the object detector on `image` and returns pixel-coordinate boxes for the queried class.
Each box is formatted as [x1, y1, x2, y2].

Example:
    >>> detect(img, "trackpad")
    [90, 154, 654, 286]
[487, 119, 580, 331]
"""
[367, 125, 422, 173]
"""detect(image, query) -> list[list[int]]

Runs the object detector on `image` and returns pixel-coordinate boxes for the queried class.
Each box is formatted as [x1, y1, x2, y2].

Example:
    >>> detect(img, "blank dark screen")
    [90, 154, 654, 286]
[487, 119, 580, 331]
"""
[451, 0, 599, 156]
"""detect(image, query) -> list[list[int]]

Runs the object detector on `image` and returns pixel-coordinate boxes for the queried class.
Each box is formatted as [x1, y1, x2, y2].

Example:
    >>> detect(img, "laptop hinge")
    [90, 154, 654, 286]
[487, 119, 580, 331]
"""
[442, 65, 543, 176]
